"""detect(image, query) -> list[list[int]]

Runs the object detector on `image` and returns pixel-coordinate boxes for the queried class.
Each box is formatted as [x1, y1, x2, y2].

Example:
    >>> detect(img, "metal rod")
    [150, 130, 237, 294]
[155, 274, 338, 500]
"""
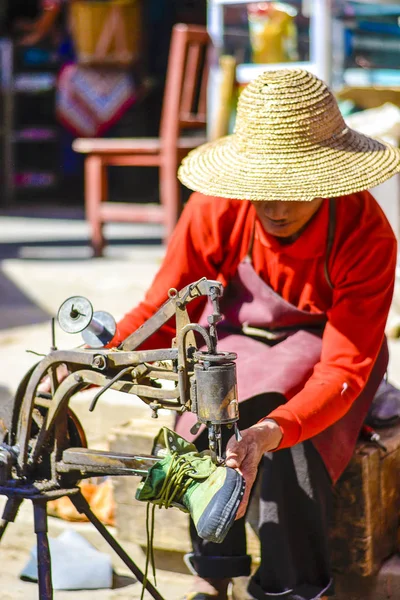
[33, 501, 53, 600]
[70, 492, 166, 600]
[310, 0, 332, 85]
[0, 519, 10, 541]
[89, 366, 132, 412]
[121, 278, 221, 352]
[0, 497, 23, 541]
[87, 316, 105, 336]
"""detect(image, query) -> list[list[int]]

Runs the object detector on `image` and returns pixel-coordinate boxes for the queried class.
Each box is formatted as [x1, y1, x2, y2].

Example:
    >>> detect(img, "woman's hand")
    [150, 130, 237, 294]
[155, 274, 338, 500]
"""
[37, 364, 70, 395]
[225, 419, 283, 519]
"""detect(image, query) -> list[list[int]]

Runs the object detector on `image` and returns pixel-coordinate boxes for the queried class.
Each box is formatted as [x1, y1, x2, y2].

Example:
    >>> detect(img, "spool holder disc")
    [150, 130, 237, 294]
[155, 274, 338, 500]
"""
[57, 296, 116, 348]
[57, 297, 93, 334]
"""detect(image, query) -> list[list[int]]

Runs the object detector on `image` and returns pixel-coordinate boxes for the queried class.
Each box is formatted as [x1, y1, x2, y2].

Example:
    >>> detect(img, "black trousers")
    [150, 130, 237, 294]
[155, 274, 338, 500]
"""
[188, 394, 334, 600]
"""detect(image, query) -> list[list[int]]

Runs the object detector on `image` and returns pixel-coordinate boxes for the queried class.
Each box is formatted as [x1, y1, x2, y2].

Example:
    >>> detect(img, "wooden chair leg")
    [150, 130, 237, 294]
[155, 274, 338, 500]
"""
[101, 162, 108, 203]
[85, 155, 106, 257]
[159, 158, 180, 243]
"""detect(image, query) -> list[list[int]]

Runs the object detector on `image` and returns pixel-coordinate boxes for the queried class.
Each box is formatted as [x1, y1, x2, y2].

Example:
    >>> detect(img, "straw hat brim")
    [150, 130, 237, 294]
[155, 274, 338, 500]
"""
[178, 127, 400, 201]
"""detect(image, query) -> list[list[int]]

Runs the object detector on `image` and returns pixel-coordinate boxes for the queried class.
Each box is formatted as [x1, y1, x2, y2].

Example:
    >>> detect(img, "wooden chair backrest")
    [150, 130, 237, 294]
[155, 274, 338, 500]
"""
[160, 24, 210, 147]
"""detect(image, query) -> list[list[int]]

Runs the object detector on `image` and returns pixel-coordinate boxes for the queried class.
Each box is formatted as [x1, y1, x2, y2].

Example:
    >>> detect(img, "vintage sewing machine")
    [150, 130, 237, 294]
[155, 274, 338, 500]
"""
[0, 278, 239, 600]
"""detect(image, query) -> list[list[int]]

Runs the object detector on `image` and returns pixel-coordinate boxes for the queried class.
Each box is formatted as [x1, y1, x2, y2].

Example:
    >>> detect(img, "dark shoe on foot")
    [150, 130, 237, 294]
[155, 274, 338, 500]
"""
[136, 427, 245, 543]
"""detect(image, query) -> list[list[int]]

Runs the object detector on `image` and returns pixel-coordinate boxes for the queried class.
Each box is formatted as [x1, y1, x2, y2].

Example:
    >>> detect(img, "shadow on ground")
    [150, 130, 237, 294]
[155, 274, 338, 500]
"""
[112, 573, 137, 589]
[0, 237, 162, 261]
[0, 226, 161, 329]
[0, 267, 50, 330]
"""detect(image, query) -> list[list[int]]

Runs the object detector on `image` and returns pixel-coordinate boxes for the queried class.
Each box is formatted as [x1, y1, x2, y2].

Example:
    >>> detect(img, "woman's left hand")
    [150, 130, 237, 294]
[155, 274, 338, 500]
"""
[225, 419, 283, 519]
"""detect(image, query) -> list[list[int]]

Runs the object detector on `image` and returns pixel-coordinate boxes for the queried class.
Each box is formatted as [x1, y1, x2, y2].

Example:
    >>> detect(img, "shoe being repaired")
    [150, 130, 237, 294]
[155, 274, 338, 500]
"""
[136, 427, 245, 545]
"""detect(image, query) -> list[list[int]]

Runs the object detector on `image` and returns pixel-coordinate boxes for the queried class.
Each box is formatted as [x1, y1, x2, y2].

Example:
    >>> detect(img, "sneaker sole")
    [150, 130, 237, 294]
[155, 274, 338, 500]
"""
[196, 468, 246, 543]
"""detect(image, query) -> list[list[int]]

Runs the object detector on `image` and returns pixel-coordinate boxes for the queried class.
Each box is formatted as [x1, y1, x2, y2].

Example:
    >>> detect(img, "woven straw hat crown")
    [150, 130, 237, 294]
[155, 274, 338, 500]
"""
[178, 68, 400, 201]
[235, 68, 345, 152]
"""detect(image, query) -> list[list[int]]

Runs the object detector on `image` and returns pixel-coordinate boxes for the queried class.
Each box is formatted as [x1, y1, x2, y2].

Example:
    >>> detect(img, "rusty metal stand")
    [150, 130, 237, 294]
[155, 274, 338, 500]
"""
[0, 486, 166, 600]
[0, 496, 23, 541]
[33, 500, 53, 600]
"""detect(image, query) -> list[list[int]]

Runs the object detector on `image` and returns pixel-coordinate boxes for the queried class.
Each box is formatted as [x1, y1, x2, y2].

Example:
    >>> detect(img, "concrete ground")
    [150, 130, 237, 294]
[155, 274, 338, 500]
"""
[1, 206, 400, 599]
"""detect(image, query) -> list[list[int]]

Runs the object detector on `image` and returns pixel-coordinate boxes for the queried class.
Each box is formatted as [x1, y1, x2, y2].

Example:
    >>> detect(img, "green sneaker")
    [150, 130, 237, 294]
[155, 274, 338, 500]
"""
[136, 427, 245, 544]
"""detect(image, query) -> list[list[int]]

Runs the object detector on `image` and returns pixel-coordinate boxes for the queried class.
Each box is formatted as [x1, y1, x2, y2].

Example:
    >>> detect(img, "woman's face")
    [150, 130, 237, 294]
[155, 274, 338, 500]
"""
[252, 198, 324, 240]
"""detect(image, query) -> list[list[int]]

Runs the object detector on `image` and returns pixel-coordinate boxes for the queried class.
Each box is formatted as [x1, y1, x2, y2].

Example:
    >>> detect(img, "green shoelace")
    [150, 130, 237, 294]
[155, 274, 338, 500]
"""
[140, 453, 196, 600]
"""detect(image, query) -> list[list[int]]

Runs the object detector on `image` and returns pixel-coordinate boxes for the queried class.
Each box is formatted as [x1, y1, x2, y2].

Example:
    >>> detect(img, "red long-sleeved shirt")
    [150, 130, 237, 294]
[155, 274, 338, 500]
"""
[112, 191, 397, 448]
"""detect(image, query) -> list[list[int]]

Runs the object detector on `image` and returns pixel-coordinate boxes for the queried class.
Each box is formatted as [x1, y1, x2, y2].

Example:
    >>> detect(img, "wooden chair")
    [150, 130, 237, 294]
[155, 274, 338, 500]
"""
[73, 24, 210, 256]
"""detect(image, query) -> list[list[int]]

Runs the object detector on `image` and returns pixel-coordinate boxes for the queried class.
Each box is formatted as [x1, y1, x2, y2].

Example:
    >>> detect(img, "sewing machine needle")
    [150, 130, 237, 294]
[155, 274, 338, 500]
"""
[234, 423, 242, 443]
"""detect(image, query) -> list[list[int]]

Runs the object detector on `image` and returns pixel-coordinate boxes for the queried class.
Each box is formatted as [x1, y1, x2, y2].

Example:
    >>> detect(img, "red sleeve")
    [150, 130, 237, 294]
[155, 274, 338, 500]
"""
[110, 193, 242, 348]
[268, 199, 397, 447]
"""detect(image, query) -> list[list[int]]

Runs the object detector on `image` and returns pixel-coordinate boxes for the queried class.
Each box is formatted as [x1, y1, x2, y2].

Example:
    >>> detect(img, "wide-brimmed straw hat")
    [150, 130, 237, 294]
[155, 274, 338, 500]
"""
[178, 68, 400, 201]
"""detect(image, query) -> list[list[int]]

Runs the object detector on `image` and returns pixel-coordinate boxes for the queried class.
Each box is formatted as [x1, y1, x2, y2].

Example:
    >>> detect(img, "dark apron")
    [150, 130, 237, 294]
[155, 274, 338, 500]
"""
[176, 201, 388, 482]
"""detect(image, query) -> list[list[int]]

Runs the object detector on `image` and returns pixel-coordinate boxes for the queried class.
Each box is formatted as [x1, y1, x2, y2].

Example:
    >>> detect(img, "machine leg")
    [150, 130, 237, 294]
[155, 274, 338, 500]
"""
[0, 497, 23, 541]
[70, 492, 166, 600]
[33, 500, 53, 600]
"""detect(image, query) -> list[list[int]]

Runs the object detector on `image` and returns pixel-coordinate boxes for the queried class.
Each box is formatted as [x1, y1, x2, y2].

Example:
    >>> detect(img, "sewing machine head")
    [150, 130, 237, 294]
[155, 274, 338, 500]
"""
[0, 279, 239, 489]
[55, 278, 240, 460]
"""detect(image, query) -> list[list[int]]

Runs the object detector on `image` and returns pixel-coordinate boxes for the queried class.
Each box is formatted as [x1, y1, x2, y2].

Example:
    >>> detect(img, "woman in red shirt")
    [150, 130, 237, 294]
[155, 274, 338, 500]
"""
[112, 69, 399, 600]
